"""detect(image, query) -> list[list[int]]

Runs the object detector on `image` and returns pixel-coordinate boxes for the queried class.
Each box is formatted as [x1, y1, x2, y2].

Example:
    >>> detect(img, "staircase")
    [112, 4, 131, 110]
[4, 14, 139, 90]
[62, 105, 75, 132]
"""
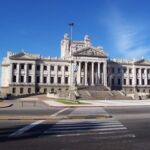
[78, 85, 109, 91]
[77, 86, 132, 100]
[111, 91, 133, 100]
[78, 90, 95, 100]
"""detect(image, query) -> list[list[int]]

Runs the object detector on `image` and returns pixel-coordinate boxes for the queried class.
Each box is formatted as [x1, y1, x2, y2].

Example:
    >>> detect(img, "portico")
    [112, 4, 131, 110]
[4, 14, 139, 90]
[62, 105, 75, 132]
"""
[76, 61, 107, 86]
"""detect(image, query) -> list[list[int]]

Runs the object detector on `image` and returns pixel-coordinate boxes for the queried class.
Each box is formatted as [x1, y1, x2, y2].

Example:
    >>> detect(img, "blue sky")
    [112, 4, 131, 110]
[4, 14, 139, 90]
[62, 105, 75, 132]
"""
[1, 0, 150, 62]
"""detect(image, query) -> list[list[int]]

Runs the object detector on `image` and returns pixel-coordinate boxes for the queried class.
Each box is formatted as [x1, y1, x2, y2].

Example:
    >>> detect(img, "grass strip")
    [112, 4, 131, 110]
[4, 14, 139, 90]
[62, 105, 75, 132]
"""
[57, 99, 88, 105]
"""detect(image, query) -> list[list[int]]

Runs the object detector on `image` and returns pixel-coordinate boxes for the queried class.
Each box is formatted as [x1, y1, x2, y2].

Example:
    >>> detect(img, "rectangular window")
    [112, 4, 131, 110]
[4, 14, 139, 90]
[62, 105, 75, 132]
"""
[129, 79, 132, 85]
[44, 88, 47, 94]
[142, 69, 144, 74]
[136, 79, 139, 85]
[118, 68, 121, 73]
[36, 88, 40, 93]
[124, 79, 126, 85]
[123, 67, 127, 73]
[111, 68, 114, 73]
[13, 63, 17, 69]
[65, 77, 68, 84]
[43, 76, 47, 83]
[148, 69, 150, 74]
[28, 64, 32, 70]
[65, 66, 68, 71]
[129, 68, 132, 74]
[58, 66, 61, 71]
[20, 88, 24, 94]
[36, 76, 40, 83]
[111, 78, 114, 85]
[44, 65, 47, 70]
[12, 75, 16, 82]
[20, 76, 24, 83]
[142, 79, 145, 85]
[136, 68, 139, 74]
[28, 76, 32, 83]
[118, 78, 121, 85]
[50, 77, 54, 84]
[148, 79, 150, 85]
[20, 64, 24, 69]
[12, 87, 16, 94]
[58, 77, 61, 84]
[36, 65, 40, 71]
[28, 88, 31, 94]
[50, 65, 54, 71]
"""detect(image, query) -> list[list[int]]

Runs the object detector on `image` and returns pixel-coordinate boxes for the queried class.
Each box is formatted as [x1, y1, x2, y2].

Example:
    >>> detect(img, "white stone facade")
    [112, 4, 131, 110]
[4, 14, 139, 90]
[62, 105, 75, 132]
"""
[1, 34, 150, 98]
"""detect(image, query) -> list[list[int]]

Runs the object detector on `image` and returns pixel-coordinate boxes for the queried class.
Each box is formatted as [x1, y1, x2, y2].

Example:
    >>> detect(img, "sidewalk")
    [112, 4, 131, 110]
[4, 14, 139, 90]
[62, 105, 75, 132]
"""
[43, 99, 150, 107]
[82, 100, 150, 107]
[0, 101, 13, 108]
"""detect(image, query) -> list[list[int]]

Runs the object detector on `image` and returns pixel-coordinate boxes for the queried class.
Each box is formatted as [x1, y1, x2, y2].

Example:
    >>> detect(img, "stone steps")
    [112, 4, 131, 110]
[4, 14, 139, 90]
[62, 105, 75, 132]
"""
[78, 86, 132, 100]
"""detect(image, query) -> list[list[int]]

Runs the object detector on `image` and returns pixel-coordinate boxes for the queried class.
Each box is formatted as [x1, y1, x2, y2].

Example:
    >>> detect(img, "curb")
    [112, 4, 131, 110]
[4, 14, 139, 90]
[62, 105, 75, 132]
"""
[0, 114, 112, 120]
[0, 104, 13, 108]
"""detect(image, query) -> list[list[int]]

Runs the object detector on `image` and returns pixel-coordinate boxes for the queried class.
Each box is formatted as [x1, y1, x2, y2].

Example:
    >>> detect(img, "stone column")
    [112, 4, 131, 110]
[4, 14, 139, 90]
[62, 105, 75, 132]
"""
[16, 63, 20, 83]
[91, 62, 94, 86]
[139, 68, 142, 85]
[85, 62, 88, 86]
[101, 63, 104, 85]
[103, 62, 107, 86]
[10, 63, 13, 84]
[133, 65, 136, 86]
[98, 62, 100, 85]
[47, 65, 50, 84]
[78, 61, 81, 85]
[126, 68, 129, 86]
[54, 65, 58, 84]
[24, 64, 28, 83]
[40, 64, 44, 84]
[145, 68, 148, 85]
[62, 65, 65, 85]
[32, 64, 36, 84]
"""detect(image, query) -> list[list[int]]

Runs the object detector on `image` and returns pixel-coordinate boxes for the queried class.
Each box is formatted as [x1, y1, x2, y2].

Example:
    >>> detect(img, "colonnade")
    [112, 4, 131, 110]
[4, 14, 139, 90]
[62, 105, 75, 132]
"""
[75, 61, 107, 86]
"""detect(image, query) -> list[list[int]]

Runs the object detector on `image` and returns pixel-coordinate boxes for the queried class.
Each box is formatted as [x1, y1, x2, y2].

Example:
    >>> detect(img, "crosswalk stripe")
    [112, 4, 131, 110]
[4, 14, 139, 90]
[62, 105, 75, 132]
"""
[44, 126, 127, 134]
[49, 124, 125, 130]
[44, 118, 136, 139]
[56, 133, 135, 138]
[8, 108, 69, 138]
[53, 122, 123, 128]
[56, 120, 119, 124]
[9, 120, 45, 137]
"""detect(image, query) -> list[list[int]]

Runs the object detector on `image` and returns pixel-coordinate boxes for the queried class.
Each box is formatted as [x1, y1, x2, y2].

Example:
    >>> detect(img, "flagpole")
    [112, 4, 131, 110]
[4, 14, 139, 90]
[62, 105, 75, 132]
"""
[69, 23, 74, 43]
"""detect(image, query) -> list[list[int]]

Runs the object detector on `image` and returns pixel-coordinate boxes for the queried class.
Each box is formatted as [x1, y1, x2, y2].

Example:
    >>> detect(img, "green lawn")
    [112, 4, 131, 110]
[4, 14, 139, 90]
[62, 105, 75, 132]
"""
[57, 99, 88, 105]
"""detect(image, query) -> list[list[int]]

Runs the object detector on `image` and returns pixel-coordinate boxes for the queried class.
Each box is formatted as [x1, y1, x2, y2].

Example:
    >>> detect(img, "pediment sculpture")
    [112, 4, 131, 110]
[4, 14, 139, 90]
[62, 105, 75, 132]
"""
[73, 47, 107, 58]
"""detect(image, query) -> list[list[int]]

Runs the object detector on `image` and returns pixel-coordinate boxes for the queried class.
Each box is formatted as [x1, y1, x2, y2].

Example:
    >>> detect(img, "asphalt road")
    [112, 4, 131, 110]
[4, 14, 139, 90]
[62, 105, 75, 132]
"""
[1, 105, 150, 150]
[0, 100, 67, 116]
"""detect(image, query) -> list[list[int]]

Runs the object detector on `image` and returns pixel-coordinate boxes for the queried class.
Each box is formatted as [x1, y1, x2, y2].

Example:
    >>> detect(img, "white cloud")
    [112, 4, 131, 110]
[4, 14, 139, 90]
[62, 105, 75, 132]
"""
[101, 4, 150, 59]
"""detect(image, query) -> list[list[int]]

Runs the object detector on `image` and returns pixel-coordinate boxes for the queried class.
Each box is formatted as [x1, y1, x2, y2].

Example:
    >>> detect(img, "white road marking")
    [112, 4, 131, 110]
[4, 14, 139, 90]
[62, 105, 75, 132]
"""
[9, 107, 69, 138]
[55, 120, 120, 125]
[56, 133, 135, 139]
[9, 120, 45, 137]
[51, 124, 125, 130]
[51, 108, 69, 117]
[44, 126, 127, 134]
[44, 118, 136, 140]
[54, 122, 122, 127]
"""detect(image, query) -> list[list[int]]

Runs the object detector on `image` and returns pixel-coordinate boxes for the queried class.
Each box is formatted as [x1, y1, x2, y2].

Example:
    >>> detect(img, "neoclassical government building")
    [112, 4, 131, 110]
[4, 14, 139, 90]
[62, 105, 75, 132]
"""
[1, 34, 150, 99]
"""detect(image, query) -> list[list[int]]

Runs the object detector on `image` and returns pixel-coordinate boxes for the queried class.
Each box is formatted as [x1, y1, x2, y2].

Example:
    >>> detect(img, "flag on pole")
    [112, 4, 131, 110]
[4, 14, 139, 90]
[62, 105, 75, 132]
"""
[69, 22, 74, 26]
